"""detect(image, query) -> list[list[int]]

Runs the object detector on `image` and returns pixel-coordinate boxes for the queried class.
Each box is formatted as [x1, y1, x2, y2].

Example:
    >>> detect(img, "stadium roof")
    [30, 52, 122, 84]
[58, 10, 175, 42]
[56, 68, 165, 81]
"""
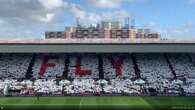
[0, 39, 195, 53]
[0, 39, 195, 44]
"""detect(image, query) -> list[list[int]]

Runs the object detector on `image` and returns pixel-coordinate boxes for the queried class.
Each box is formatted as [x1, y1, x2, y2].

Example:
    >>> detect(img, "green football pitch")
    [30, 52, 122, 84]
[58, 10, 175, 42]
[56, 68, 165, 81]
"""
[0, 96, 195, 110]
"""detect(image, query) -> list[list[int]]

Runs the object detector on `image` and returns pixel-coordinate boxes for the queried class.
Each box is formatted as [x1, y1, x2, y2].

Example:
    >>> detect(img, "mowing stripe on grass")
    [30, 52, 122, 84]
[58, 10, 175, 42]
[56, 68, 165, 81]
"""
[0, 96, 195, 110]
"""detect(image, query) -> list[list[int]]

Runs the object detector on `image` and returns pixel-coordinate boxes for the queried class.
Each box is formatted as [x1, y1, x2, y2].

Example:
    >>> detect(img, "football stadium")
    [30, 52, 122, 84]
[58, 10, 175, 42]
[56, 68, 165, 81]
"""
[1, 1, 195, 109]
[0, 39, 195, 110]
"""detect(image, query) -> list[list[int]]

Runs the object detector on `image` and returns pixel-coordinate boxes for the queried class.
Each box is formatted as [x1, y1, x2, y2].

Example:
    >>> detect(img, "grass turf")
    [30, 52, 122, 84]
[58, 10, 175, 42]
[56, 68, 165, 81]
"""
[0, 96, 195, 110]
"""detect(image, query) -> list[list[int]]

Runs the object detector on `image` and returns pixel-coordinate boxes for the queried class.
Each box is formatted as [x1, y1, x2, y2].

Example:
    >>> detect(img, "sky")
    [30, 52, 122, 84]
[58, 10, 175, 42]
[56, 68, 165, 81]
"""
[0, 0, 195, 40]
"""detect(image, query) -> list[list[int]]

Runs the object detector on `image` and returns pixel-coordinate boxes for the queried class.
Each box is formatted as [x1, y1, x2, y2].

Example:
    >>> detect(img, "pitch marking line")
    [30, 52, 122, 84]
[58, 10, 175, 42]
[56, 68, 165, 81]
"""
[0, 104, 132, 106]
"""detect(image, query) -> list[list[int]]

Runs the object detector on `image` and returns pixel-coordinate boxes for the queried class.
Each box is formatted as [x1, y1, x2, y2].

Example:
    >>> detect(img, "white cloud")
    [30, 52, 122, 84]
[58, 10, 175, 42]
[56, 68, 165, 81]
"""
[36, 13, 55, 23]
[67, 4, 86, 19]
[188, 0, 195, 4]
[0, 0, 136, 39]
[70, 8, 130, 25]
[64, 1, 130, 25]
[141, 21, 195, 40]
[0, 0, 130, 25]
[0, 19, 4, 24]
[87, 0, 122, 8]
[0, 0, 64, 24]
[155, 23, 195, 40]
[0, 0, 68, 39]
[38, 0, 64, 10]
[86, 0, 148, 8]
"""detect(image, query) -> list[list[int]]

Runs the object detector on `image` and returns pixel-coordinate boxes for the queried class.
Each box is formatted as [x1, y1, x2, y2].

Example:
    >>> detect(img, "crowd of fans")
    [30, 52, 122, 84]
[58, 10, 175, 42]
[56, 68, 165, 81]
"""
[0, 54, 32, 79]
[136, 54, 173, 80]
[168, 54, 195, 78]
[103, 55, 136, 79]
[0, 53, 195, 96]
[32, 54, 65, 78]
[68, 54, 99, 79]
[0, 79, 143, 96]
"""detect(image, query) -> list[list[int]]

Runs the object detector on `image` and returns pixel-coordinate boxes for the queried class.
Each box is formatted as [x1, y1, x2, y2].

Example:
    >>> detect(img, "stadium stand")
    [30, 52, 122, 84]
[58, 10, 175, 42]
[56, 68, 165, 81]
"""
[0, 53, 195, 96]
[0, 54, 32, 79]
[32, 54, 65, 78]
[102, 54, 135, 79]
[167, 54, 195, 78]
[68, 54, 99, 79]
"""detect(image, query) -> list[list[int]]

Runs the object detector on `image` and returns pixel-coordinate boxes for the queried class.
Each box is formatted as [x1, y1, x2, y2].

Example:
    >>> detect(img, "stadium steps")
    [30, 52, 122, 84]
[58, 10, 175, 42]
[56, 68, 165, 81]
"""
[186, 53, 195, 66]
[63, 54, 70, 79]
[131, 54, 141, 79]
[25, 54, 37, 79]
[164, 53, 177, 79]
[187, 54, 193, 62]
[98, 54, 104, 79]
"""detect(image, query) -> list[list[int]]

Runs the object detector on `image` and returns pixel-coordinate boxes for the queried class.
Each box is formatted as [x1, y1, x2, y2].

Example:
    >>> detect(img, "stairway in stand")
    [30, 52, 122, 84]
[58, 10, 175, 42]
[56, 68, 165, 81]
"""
[98, 54, 104, 79]
[25, 54, 36, 79]
[131, 54, 141, 79]
[164, 53, 177, 79]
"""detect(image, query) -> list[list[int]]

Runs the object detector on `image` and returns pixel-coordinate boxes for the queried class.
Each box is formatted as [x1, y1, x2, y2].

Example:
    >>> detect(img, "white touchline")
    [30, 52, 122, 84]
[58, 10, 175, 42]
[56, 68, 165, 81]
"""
[0, 104, 132, 106]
